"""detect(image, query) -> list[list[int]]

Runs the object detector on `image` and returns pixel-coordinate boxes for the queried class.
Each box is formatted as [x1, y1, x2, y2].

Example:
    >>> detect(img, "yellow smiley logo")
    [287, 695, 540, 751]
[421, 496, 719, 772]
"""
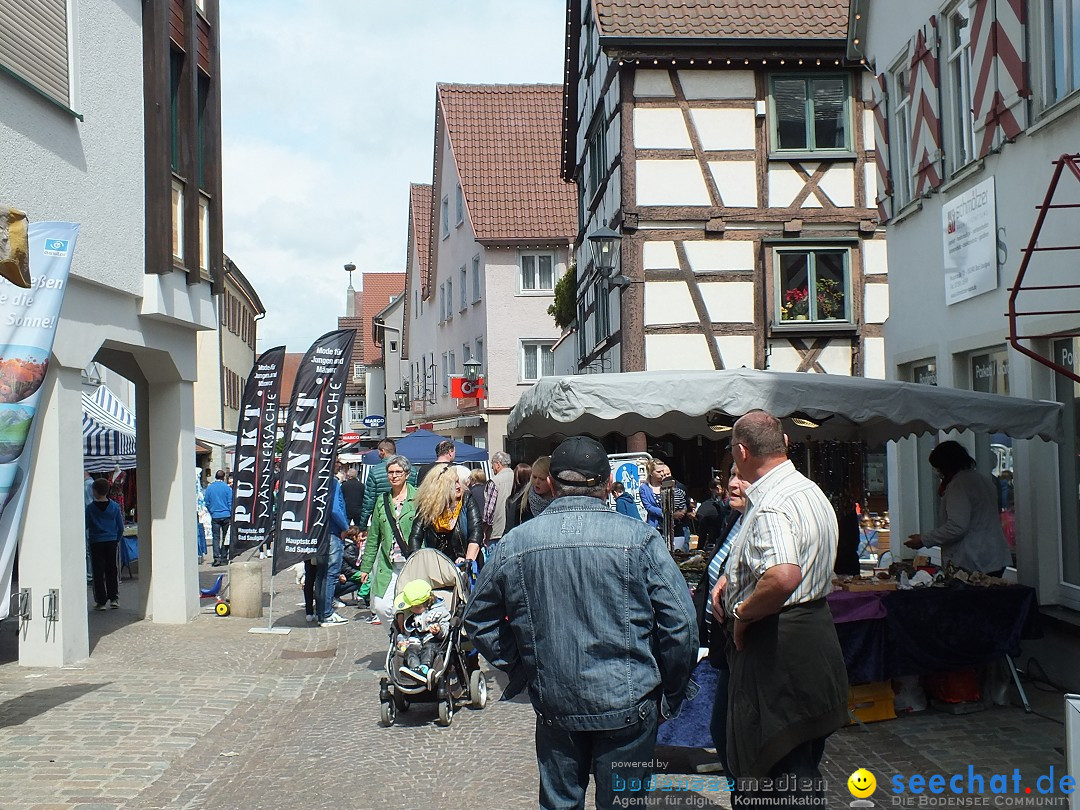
[848, 768, 877, 799]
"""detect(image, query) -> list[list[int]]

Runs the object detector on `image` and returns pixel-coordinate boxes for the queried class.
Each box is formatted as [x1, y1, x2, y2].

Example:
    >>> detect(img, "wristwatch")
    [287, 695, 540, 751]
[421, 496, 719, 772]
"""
[732, 600, 746, 622]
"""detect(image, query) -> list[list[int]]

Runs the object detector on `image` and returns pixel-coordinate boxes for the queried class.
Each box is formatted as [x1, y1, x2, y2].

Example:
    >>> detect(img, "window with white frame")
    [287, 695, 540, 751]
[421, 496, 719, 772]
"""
[521, 341, 555, 382]
[520, 252, 556, 293]
[441, 196, 449, 237]
[471, 255, 481, 303]
[888, 58, 915, 207]
[446, 278, 453, 319]
[198, 194, 210, 275]
[769, 75, 851, 153]
[353, 362, 364, 381]
[943, 4, 975, 175]
[171, 179, 185, 262]
[389, 339, 397, 353]
[455, 184, 464, 226]
[774, 247, 852, 324]
[459, 266, 468, 311]
[348, 399, 365, 423]
[1046, 0, 1080, 104]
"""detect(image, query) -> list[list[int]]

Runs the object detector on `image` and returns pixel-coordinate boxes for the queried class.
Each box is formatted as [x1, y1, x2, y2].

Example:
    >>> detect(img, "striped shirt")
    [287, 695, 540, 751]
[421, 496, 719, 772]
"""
[723, 460, 837, 614]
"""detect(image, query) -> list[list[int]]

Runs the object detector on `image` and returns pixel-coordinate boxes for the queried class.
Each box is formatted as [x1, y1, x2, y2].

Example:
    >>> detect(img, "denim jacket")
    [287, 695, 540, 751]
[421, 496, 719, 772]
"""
[464, 495, 697, 731]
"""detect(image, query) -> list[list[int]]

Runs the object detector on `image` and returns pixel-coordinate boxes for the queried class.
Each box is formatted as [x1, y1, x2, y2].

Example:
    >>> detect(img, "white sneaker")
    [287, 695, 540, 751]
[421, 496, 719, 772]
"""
[258, 551, 266, 559]
[266, 549, 273, 557]
[333, 600, 346, 608]
[320, 613, 349, 627]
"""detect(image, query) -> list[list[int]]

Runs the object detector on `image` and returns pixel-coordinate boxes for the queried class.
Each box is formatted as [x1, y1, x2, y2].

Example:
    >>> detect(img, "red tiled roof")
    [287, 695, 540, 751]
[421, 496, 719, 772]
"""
[280, 352, 304, 404]
[409, 183, 433, 295]
[360, 272, 405, 367]
[437, 84, 577, 243]
[594, 0, 850, 40]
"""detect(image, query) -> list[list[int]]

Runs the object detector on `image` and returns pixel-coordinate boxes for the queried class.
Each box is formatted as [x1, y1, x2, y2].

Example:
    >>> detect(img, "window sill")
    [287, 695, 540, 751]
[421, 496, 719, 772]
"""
[889, 198, 923, 226]
[1028, 90, 1080, 137]
[472, 298, 481, 306]
[939, 158, 986, 195]
[517, 290, 555, 297]
[771, 321, 858, 334]
[768, 150, 857, 162]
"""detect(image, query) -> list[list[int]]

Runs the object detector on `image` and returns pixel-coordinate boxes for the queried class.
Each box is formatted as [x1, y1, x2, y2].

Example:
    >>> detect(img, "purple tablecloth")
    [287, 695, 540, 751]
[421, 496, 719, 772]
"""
[826, 589, 888, 623]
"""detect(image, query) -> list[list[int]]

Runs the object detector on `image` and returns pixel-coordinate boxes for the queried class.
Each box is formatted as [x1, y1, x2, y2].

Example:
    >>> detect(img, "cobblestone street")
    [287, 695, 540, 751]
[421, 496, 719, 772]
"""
[0, 561, 1069, 810]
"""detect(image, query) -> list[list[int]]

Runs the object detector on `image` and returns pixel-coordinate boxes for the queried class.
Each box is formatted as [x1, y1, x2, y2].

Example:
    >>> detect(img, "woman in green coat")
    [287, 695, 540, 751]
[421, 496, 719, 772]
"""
[358, 454, 417, 625]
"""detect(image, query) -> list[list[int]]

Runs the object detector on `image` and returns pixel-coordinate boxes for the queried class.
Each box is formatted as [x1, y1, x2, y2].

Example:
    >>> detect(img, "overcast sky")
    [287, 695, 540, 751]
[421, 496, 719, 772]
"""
[219, 1, 567, 353]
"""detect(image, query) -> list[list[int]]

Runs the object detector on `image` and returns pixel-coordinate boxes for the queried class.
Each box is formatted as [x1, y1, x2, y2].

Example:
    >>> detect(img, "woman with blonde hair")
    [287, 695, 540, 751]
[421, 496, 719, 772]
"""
[406, 462, 483, 565]
[504, 455, 552, 533]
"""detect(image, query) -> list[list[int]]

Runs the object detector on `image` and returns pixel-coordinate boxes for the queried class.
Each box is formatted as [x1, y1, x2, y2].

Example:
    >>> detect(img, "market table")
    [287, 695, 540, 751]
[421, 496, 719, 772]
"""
[826, 584, 1042, 685]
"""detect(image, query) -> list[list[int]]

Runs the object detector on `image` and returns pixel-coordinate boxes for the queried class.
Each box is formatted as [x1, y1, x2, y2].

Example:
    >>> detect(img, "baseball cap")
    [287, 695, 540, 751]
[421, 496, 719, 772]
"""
[549, 436, 610, 487]
[394, 579, 432, 613]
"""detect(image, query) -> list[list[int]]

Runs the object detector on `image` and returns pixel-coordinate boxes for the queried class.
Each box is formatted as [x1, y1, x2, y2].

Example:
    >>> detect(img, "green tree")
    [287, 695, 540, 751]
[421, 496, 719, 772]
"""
[547, 263, 577, 330]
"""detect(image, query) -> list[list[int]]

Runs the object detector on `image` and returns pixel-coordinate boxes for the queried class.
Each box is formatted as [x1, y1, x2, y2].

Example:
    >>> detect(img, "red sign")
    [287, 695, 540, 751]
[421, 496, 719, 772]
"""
[340, 432, 361, 443]
[451, 376, 486, 399]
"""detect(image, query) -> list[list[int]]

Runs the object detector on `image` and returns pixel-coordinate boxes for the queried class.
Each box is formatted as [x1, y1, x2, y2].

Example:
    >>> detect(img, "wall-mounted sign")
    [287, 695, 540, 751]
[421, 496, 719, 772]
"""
[362, 415, 386, 428]
[942, 176, 997, 305]
[340, 431, 361, 443]
[451, 376, 486, 398]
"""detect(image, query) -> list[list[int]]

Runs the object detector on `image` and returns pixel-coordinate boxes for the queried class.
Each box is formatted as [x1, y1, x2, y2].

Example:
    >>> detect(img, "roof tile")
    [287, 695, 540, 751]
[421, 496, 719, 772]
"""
[595, 0, 849, 40]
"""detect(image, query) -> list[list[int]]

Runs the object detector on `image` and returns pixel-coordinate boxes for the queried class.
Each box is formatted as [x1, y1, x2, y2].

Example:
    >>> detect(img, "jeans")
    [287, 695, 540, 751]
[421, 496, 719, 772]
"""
[303, 559, 317, 617]
[534, 698, 659, 810]
[210, 516, 231, 562]
[315, 535, 344, 620]
[89, 540, 120, 605]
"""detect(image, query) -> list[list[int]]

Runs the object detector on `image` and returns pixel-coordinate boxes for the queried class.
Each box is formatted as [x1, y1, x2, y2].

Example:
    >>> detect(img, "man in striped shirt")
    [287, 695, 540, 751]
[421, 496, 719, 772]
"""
[712, 410, 847, 807]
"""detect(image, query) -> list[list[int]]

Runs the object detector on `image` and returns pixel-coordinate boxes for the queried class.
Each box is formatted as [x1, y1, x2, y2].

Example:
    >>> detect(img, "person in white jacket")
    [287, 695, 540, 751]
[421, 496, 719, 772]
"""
[905, 440, 1012, 575]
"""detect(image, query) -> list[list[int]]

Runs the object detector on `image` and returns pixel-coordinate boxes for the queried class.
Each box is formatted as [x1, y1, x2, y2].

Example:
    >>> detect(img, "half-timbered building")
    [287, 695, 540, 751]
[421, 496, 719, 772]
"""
[561, 0, 888, 395]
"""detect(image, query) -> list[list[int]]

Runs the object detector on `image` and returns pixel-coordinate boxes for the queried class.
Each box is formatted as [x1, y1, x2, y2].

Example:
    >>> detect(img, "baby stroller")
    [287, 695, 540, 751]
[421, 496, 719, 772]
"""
[378, 548, 487, 727]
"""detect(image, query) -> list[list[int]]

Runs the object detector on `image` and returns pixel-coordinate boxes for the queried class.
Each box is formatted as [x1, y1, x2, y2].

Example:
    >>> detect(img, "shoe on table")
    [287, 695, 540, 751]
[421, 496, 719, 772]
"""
[94, 603, 107, 611]
[399, 666, 426, 684]
[109, 599, 119, 609]
[319, 612, 349, 627]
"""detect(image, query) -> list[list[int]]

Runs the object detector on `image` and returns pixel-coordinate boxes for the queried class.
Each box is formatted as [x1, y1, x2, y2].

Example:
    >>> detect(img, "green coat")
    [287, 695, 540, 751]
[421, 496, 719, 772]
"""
[359, 483, 417, 599]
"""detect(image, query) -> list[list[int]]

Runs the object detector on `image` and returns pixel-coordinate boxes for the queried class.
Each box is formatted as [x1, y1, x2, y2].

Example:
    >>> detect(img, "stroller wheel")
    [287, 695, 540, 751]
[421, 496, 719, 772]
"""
[214, 601, 230, 617]
[393, 692, 410, 713]
[437, 693, 454, 727]
[380, 699, 397, 727]
[469, 669, 488, 709]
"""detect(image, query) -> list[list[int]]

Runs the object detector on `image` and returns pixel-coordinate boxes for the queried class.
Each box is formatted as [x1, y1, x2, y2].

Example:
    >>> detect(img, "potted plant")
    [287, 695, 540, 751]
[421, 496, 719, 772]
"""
[816, 278, 845, 320]
[781, 287, 809, 320]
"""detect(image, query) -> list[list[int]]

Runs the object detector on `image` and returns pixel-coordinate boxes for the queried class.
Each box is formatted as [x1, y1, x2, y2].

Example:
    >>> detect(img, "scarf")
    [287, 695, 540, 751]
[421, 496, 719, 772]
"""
[432, 498, 463, 534]
[528, 487, 553, 518]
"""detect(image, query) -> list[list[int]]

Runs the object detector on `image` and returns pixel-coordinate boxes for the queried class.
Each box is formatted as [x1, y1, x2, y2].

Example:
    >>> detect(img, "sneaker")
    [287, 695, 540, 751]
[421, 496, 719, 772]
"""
[305, 613, 316, 623]
[333, 600, 346, 608]
[365, 614, 382, 625]
[319, 613, 349, 627]
[266, 549, 273, 557]
[425, 667, 437, 690]
[94, 603, 107, 611]
[399, 666, 426, 684]
[109, 599, 119, 609]
[258, 551, 266, 559]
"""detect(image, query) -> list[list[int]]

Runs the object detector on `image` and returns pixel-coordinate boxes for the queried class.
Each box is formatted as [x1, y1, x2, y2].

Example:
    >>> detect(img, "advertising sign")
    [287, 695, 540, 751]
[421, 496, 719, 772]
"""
[361, 415, 385, 428]
[0, 222, 78, 620]
[450, 376, 486, 398]
[942, 176, 997, 305]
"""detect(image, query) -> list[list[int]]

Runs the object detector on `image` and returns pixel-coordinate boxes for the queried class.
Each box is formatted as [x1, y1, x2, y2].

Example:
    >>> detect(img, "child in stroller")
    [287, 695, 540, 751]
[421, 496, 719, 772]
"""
[394, 579, 450, 688]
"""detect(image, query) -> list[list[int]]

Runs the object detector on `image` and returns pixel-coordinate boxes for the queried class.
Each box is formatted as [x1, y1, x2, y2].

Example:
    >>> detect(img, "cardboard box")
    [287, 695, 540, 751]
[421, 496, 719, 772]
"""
[848, 681, 897, 724]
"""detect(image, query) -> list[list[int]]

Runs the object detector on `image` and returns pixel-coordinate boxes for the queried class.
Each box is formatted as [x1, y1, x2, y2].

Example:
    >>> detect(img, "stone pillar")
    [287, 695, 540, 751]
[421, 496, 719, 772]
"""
[228, 560, 263, 618]
[19, 365, 90, 667]
[627, 432, 648, 454]
[134, 381, 152, 617]
[146, 378, 198, 623]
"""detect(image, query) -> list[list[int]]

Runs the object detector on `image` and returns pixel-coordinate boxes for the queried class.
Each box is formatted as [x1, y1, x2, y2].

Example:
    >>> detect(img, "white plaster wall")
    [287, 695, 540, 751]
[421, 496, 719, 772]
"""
[645, 334, 715, 370]
[644, 282, 694, 326]
[700, 281, 754, 323]
[684, 240, 755, 273]
[691, 109, 756, 150]
[0, 0, 145, 297]
[767, 344, 804, 372]
[679, 70, 755, 100]
[865, 283, 890, 324]
[708, 162, 757, 207]
[194, 325, 222, 430]
[863, 238, 889, 275]
[634, 69, 675, 97]
[863, 336, 886, 379]
[716, 335, 755, 369]
[817, 165, 856, 207]
[863, 109, 875, 151]
[768, 165, 805, 207]
[637, 160, 711, 205]
[634, 108, 691, 148]
[643, 241, 679, 270]
[864, 164, 877, 210]
[815, 343, 853, 375]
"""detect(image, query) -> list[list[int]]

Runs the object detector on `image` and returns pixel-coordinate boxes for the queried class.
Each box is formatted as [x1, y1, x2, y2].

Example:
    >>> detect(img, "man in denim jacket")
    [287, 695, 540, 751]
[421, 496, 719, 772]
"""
[465, 436, 697, 810]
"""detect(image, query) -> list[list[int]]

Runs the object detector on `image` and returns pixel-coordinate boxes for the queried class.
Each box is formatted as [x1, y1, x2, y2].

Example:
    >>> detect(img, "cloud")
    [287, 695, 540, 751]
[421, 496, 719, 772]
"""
[220, 0, 567, 352]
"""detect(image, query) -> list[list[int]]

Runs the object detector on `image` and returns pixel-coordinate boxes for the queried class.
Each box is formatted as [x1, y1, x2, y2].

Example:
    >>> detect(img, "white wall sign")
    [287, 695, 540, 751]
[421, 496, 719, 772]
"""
[942, 176, 998, 305]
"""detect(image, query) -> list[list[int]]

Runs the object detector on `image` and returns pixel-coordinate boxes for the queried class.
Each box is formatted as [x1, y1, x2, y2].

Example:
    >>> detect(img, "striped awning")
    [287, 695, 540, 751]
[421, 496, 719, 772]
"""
[82, 385, 136, 472]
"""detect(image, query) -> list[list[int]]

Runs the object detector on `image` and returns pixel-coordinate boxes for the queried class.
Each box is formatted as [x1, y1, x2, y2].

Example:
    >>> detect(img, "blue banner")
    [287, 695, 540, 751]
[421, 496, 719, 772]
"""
[0, 222, 78, 620]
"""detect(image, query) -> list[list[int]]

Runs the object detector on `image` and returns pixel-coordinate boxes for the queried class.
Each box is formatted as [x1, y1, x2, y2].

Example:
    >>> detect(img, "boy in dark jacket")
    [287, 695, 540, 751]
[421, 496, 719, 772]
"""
[612, 481, 641, 519]
[85, 477, 124, 610]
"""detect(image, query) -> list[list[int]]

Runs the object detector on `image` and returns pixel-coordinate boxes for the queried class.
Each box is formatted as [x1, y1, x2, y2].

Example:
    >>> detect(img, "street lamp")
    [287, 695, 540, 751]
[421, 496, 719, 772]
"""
[393, 381, 410, 410]
[463, 358, 483, 383]
[344, 262, 356, 284]
[587, 225, 621, 275]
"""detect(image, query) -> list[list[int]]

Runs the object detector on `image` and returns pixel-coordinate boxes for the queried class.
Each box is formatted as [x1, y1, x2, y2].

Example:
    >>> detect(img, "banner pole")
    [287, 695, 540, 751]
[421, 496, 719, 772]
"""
[249, 556, 289, 635]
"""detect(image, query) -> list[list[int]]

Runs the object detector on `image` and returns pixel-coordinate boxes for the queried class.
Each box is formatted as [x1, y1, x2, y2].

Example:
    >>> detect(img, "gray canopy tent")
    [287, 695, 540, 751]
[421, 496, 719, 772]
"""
[507, 369, 1064, 445]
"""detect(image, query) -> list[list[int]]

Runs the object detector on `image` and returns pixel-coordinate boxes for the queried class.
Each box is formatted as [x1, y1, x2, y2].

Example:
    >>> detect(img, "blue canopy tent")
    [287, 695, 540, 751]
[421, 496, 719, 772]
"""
[82, 385, 136, 473]
[360, 429, 488, 465]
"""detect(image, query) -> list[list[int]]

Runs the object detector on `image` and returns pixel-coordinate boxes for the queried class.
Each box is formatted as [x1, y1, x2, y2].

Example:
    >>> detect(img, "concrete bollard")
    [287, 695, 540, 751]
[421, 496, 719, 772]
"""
[229, 560, 263, 619]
